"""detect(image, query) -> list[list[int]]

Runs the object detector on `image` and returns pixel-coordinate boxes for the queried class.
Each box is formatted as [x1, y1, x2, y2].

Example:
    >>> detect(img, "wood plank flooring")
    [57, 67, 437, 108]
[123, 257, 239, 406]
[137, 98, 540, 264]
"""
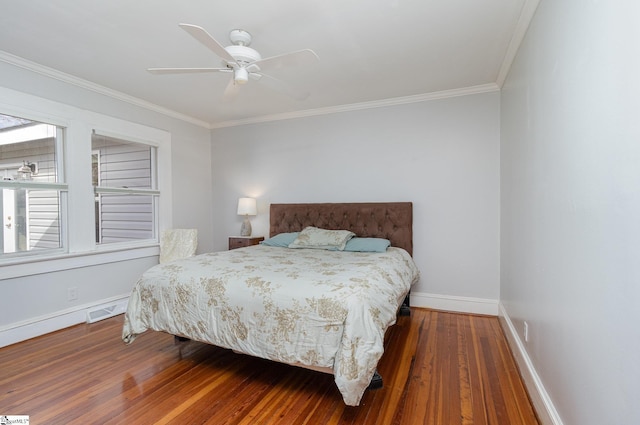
[0, 308, 539, 424]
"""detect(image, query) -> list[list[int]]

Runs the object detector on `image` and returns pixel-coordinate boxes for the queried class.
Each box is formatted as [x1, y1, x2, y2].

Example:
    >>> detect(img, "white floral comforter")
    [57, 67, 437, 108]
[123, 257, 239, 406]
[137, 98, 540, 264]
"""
[122, 245, 419, 406]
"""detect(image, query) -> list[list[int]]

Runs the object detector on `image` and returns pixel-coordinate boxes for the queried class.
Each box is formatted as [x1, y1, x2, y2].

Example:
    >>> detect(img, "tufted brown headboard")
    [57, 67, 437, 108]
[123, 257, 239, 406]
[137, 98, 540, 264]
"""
[269, 202, 413, 256]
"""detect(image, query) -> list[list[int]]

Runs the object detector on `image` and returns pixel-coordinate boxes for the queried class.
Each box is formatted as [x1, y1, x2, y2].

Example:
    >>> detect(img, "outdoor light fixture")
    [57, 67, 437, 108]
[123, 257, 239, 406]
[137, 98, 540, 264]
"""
[17, 161, 35, 180]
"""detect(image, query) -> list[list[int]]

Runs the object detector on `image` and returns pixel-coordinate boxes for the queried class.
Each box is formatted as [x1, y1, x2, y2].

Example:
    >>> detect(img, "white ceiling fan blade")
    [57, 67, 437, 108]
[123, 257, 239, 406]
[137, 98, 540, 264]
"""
[147, 67, 231, 74]
[257, 72, 310, 101]
[223, 77, 241, 101]
[251, 49, 319, 72]
[246, 64, 260, 73]
[178, 23, 236, 64]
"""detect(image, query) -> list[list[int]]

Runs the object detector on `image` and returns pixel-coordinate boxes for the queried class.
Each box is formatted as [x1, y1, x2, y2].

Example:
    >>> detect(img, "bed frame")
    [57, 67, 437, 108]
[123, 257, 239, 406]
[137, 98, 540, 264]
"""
[270, 202, 414, 316]
[177, 202, 415, 393]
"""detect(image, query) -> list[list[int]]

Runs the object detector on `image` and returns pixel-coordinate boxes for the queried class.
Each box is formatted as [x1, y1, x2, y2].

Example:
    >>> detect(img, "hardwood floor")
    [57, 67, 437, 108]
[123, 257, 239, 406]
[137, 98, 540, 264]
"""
[0, 309, 539, 424]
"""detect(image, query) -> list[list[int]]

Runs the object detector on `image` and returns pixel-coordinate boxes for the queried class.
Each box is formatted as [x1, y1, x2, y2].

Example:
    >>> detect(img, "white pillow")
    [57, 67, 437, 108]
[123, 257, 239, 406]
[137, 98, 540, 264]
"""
[288, 226, 355, 251]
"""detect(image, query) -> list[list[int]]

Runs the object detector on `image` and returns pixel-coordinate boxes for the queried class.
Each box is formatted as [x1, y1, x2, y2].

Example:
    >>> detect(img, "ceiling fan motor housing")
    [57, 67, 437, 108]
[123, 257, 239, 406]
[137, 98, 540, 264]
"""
[224, 29, 261, 68]
[224, 45, 261, 65]
[223, 30, 261, 85]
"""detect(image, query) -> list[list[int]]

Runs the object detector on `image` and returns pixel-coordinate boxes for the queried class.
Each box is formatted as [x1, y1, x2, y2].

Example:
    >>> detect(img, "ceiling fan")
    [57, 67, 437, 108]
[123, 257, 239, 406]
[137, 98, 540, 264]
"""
[148, 24, 319, 100]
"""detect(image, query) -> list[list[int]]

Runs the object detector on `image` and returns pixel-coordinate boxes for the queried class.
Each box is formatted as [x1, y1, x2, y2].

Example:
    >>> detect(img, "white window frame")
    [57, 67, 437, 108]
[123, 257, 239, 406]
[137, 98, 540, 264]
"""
[0, 115, 68, 261]
[0, 87, 172, 279]
[92, 130, 161, 247]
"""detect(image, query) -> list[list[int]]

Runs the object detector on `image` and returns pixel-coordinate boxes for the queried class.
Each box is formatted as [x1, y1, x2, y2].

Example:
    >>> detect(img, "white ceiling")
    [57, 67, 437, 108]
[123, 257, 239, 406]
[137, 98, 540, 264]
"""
[0, 0, 537, 128]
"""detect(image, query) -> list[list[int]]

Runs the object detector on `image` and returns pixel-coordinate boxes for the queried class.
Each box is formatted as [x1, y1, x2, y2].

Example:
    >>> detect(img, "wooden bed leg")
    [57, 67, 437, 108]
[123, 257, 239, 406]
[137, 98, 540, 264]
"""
[368, 370, 383, 390]
[399, 292, 411, 316]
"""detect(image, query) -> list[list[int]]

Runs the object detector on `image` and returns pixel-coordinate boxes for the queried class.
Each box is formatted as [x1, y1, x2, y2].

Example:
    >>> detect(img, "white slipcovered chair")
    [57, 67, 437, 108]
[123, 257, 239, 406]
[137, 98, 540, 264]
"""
[159, 229, 198, 264]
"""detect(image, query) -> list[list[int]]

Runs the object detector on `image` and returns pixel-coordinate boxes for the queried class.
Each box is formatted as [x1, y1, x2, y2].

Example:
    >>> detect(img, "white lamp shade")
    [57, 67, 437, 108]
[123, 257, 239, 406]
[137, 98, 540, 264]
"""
[237, 197, 257, 216]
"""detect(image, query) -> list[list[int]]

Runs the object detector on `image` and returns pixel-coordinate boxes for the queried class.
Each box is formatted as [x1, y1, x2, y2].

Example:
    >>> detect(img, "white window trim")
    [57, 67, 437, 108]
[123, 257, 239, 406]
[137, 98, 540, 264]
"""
[0, 245, 160, 280]
[90, 128, 166, 250]
[94, 187, 160, 195]
[0, 86, 172, 277]
[0, 181, 68, 191]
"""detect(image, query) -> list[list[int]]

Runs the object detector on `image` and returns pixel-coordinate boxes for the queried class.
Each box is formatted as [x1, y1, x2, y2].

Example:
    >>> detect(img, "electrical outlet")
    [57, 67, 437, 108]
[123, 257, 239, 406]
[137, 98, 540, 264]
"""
[523, 321, 529, 343]
[67, 287, 78, 301]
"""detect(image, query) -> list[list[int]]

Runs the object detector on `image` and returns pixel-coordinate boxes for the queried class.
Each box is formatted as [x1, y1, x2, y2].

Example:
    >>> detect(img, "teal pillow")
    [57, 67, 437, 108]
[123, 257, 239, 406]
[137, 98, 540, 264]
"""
[343, 237, 391, 253]
[260, 232, 300, 247]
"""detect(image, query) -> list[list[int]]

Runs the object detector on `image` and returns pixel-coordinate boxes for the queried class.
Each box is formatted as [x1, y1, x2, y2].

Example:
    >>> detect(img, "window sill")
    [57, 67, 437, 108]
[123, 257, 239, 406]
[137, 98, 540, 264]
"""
[0, 245, 160, 280]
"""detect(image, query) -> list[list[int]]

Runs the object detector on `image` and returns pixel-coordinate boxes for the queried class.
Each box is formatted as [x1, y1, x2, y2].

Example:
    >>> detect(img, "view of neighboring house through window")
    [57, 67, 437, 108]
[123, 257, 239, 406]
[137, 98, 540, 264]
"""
[0, 113, 66, 257]
[92, 132, 158, 244]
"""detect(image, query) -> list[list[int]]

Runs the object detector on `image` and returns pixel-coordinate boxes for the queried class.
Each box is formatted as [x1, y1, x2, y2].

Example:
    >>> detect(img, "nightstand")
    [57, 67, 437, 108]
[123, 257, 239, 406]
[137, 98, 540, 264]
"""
[228, 236, 264, 250]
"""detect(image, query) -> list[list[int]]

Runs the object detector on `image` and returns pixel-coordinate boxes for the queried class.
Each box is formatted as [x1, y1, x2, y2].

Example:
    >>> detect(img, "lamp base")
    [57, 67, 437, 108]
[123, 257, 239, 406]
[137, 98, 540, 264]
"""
[240, 217, 252, 236]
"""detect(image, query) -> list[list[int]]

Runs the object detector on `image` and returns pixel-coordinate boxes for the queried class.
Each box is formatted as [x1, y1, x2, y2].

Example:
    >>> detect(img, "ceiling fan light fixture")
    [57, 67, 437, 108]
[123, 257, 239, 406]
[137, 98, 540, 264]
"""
[235, 68, 249, 84]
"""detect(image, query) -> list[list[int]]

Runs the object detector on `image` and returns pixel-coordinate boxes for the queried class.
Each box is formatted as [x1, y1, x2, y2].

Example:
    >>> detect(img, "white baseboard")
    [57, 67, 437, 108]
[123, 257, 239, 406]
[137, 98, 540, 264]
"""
[410, 291, 499, 315]
[0, 294, 129, 348]
[498, 302, 564, 425]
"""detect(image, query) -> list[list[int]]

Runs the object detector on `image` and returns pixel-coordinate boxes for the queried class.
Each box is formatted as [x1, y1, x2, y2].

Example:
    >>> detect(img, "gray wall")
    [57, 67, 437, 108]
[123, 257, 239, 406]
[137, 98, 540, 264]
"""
[211, 92, 501, 302]
[500, 1, 640, 424]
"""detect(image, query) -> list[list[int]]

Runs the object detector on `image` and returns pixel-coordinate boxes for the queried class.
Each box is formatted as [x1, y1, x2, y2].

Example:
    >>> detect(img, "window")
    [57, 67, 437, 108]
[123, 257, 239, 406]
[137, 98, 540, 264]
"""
[0, 113, 66, 258]
[0, 93, 171, 272]
[92, 132, 159, 245]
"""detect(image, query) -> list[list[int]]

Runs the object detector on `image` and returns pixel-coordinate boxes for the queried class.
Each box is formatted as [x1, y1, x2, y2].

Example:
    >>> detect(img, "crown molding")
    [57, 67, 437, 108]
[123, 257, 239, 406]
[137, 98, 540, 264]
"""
[209, 83, 500, 129]
[1, 50, 501, 131]
[0, 51, 210, 129]
[496, 0, 540, 87]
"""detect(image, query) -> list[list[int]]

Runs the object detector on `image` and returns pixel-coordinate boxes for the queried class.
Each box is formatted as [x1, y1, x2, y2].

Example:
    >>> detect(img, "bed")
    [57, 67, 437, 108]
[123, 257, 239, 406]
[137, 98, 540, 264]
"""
[122, 202, 419, 406]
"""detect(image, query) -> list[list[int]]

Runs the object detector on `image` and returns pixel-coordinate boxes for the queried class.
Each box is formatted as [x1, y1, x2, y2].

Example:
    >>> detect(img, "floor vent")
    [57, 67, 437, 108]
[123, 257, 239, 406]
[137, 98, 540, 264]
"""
[86, 299, 128, 324]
